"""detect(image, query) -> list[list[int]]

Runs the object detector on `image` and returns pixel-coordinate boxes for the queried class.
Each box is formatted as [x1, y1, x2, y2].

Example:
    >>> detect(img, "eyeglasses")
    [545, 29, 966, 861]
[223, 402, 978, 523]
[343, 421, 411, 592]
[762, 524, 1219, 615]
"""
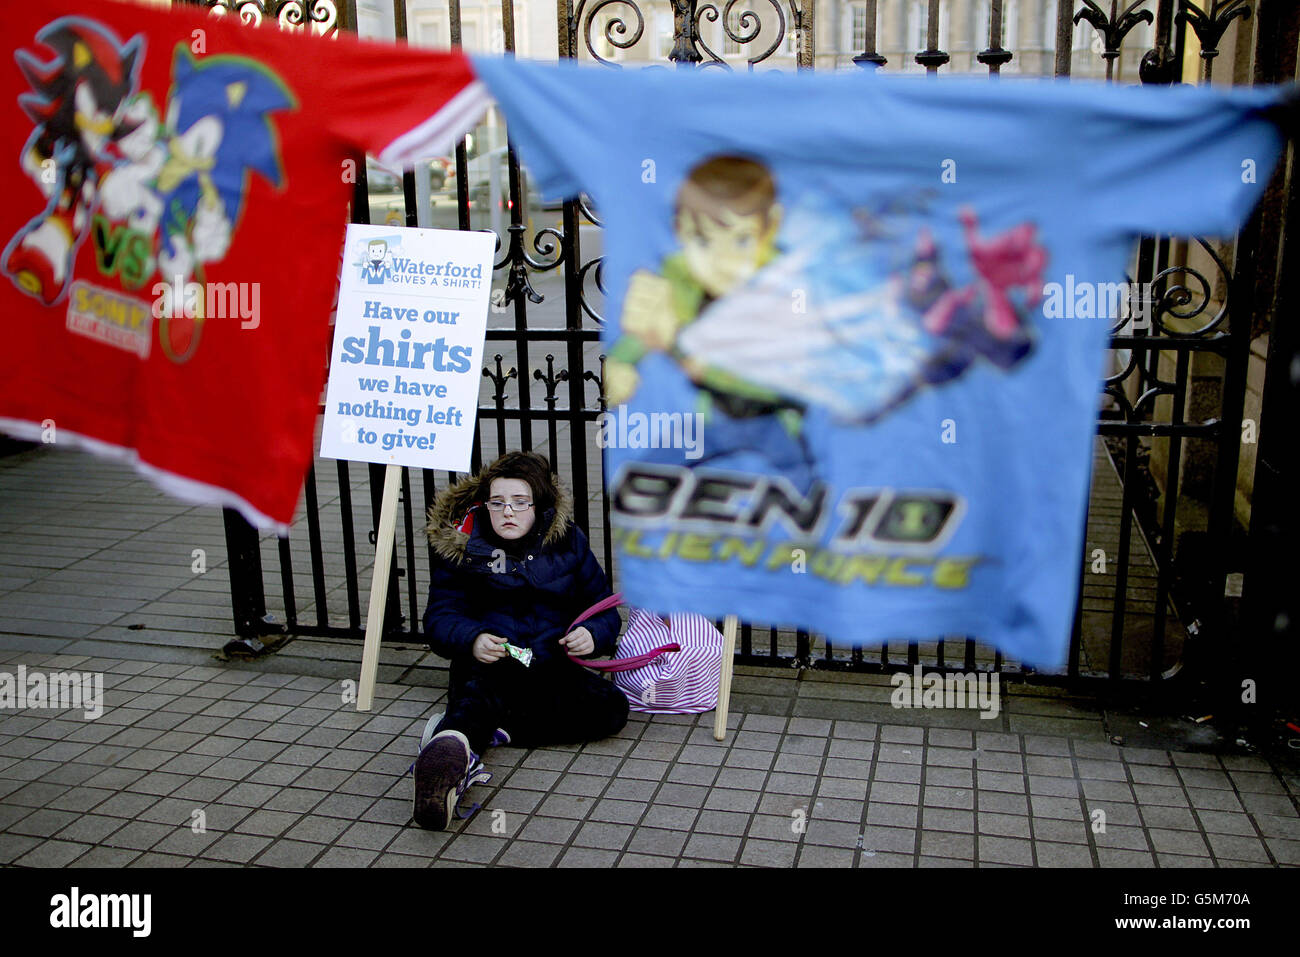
[485, 498, 533, 512]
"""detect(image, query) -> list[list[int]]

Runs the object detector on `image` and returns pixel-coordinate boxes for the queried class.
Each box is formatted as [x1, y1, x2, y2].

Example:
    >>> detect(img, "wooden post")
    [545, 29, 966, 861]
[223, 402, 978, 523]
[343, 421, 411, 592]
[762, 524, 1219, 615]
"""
[356, 463, 401, 712]
[713, 614, 738, 740]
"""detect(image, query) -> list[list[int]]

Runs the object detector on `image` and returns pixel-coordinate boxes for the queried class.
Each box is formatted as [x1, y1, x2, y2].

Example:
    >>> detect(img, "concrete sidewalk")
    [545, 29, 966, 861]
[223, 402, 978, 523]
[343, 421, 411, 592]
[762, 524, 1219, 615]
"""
[0, 446, 1297, 868]
[1, 642, 1298, 868]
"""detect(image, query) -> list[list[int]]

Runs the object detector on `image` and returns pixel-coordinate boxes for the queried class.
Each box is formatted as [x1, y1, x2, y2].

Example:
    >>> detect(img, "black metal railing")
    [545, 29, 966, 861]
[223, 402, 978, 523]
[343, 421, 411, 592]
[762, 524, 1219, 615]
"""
[215, 0, 1293, 700]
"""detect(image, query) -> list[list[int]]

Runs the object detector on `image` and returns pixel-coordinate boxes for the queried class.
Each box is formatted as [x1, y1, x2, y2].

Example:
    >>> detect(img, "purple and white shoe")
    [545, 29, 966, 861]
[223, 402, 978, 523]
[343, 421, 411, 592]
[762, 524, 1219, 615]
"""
[413, 730, 493, 831]
[419, 713, 510, 752]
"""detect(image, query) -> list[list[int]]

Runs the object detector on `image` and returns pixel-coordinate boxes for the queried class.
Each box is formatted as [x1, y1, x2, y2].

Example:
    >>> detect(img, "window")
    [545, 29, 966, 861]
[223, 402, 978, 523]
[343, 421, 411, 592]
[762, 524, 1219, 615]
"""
[411, 13, 448, 49]
[905, 0, 947, 67]
[355, 0, 392, 41]
[595, 14, 620, 61]
[460, 19, 480, 52]
[784, 11, 800, 57]
[908, 1, 949, 51]
[724, 15, 741, 56]
[852, 4, 867, 52]
[909, 0, 925, 53]
[655, 10, 672, 59]
[973, 0, 989, 50]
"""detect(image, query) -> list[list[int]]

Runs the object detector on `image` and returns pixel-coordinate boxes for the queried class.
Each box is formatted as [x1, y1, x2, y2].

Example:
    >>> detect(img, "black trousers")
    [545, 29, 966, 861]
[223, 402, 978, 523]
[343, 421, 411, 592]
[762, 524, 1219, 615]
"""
[434, 656, 630, 755]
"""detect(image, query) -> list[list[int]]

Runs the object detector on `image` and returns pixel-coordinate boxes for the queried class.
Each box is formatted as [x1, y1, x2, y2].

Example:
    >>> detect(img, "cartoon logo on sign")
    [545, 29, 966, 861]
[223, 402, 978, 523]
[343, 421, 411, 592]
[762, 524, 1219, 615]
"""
[2, 16, 296, 362]
[354, 234, 402, 285]
[603, 154, 1048, 491]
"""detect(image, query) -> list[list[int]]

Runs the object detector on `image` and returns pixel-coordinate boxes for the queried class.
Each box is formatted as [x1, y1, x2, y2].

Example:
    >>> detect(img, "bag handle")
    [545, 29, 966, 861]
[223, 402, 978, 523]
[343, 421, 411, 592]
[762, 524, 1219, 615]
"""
[566, 592, 625, 632]
[575, 644, 681, 672]
[564, 593, 679, 671]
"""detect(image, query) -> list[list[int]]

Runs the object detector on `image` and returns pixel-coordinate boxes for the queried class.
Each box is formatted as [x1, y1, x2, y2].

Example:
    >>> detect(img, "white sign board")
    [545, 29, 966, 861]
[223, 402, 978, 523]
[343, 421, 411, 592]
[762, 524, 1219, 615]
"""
[320, 224, 494, 470]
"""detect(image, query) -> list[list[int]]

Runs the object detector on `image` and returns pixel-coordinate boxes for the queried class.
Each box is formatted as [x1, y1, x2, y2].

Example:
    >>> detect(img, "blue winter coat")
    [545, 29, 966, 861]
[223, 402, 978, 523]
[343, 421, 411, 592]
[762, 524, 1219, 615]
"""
[422, 469, 620, 666]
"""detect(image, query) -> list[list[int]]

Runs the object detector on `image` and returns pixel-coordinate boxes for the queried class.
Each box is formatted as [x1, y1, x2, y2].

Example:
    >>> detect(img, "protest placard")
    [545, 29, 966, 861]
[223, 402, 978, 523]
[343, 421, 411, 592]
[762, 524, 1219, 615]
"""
[321, 223, 494, 709]
[321, 224, 494, 469]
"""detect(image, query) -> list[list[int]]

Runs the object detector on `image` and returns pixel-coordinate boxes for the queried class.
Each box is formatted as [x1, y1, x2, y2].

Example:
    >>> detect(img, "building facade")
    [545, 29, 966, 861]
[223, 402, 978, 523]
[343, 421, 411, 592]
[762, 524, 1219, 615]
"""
[352, 0, 1183, 81]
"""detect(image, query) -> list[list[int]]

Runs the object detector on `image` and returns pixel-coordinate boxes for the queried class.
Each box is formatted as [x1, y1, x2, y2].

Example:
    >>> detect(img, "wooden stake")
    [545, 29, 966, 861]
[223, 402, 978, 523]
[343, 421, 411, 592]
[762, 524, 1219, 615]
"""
[357, 463, 401, 712]
[713, 614, 738, 741]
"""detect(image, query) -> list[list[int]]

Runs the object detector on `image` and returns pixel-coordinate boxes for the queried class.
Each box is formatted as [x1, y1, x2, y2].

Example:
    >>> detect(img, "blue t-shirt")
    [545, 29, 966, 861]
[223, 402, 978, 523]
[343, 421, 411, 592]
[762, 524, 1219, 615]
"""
[470, 56, 1288, 667]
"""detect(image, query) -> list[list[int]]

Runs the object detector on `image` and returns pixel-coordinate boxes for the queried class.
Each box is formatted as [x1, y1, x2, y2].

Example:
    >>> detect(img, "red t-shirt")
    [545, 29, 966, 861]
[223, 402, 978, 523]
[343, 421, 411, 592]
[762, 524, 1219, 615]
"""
[0, 0, 487, 527]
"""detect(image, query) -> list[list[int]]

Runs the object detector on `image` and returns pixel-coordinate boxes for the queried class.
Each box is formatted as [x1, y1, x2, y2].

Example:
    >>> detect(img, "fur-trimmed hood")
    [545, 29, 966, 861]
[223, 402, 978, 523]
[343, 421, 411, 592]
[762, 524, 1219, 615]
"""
[421, 468, 619, 666]
[425, 468, 574, 564]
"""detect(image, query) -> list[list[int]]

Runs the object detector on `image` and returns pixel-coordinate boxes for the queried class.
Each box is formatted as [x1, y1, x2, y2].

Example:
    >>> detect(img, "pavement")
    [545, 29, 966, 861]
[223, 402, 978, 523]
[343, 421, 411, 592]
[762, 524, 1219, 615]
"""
[1, 445, 1298, 868]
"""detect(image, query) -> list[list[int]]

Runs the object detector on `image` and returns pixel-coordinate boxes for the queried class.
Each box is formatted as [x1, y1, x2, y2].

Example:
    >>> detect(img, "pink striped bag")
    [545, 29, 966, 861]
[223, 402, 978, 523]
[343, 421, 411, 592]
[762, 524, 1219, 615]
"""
[565, 594, 725, 714]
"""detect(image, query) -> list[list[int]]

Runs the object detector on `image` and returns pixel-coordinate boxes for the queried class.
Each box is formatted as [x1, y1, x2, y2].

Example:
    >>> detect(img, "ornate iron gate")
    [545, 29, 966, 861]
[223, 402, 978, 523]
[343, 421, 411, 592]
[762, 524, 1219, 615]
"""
[215, 0, 1295, 702]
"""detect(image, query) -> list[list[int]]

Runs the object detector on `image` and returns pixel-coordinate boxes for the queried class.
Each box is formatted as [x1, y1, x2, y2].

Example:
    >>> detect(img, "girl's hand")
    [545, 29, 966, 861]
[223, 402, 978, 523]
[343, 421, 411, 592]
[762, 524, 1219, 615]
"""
[559, 626, 595, 657]
[473, 632, 508, 663]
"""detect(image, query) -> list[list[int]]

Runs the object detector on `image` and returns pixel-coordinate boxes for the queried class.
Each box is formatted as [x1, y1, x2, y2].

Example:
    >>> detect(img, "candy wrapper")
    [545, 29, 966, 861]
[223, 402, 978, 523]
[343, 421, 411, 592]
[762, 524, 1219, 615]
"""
[503, 642, 533, 667]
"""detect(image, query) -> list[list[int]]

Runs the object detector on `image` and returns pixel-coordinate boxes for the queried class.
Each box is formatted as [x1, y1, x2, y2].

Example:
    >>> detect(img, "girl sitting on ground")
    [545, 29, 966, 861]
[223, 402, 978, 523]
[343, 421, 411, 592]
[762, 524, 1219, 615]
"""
[415, 450, 628, 830]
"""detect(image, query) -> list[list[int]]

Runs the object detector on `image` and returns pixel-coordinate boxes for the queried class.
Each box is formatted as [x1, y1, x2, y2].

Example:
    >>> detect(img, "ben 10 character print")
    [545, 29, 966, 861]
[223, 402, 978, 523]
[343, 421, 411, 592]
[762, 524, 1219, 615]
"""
[604, 153, 1048, 491]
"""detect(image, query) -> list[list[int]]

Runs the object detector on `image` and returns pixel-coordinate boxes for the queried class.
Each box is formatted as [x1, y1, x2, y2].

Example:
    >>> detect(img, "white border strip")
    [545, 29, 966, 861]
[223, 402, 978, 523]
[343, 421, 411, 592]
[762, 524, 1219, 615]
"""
[0, 416, 290, 534]
[377, 79, 493, 170]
